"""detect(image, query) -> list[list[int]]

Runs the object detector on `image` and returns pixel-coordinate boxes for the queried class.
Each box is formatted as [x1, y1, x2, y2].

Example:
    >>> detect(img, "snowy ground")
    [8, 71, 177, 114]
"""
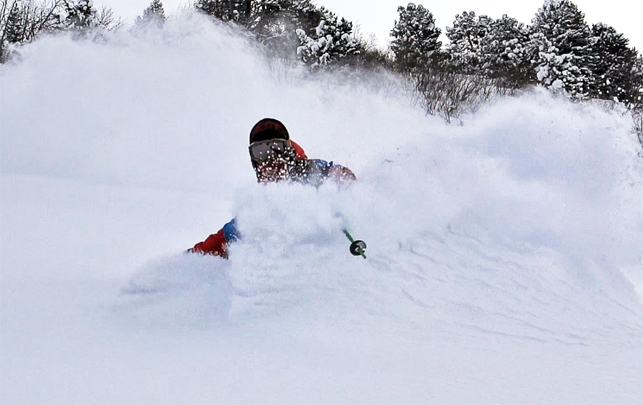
[2, 13, 642, 404]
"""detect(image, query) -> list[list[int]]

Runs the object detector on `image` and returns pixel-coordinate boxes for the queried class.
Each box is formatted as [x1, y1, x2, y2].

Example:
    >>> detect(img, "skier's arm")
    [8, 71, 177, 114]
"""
[308, 159, 356, 183]
[187, 219, 239, 259]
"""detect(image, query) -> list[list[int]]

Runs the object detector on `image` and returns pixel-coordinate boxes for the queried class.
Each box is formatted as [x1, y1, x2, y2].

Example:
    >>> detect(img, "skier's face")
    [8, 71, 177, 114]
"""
[250, 139, 295, 183]
[254, 159, 290, 182]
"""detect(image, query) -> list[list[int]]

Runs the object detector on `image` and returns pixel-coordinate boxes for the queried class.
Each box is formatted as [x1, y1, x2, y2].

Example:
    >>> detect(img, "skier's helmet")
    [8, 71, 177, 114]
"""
[249, 118, 295, 182]
[249, 118, 289, 144]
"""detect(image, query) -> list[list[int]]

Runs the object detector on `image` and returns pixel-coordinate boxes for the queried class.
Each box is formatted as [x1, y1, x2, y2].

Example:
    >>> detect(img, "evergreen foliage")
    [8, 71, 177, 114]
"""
[530, 0, 593, 99]
[478, 15, 534, 88]
[445, 12, 534, 88]
[296, 9, 362, 68]
[390, 2, 441, 71]
[4, 1, 25, 44]
[250, 0, 321, 60]
[629, 56, 643, 143]
[194, 0, 252, 25]
[136, 0, 166, 27]
[63, 0, 96, 31]
[398, 0, 640, 133]
[195, 0, 306, 59]
[445, 11, 491, 72]
[588, 23, 640, 106]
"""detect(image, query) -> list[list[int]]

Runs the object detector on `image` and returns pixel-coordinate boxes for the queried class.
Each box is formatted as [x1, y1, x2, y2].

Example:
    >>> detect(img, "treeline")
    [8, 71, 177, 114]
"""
[1, 0, 642, 137]
[390, 2, 643, 126]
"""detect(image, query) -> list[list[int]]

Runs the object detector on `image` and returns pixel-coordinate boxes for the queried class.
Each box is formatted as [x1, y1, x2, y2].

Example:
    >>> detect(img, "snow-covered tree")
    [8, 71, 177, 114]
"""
[445, 12, 533, 88]
[136, 0, 166, 27]
[195, 0, 316, 32]
[390, 2, 441, 71]
[194, 0, 252, 25]
[4, 1, 25, 44]
[63, 0, 96, 31]
[478, 15, 534, 87]
[296, 10, 361, 68]
[56, 0, 120, 35]
[632, 56, 643, 143]
[445, 11, 492, 71]
[530, 0, 593, 99]
[587, 23, 641, 106]
[251, 0, 313, 45]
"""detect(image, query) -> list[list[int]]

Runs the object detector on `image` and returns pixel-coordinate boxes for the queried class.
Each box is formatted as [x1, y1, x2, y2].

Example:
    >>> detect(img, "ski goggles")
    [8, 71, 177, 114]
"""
[249, 139, 289, 162]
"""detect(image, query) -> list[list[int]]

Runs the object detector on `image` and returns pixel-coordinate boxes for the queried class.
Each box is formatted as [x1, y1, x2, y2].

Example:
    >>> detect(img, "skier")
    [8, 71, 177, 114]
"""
[188, 118, 356, 258]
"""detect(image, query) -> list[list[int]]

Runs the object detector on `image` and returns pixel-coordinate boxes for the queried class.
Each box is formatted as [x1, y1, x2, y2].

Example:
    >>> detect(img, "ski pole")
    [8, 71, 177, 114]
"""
[343, 229, 367, 259]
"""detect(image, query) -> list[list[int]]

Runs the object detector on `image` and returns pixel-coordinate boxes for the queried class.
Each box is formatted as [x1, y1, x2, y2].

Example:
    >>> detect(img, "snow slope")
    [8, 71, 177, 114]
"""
[2, 12, 642, 404]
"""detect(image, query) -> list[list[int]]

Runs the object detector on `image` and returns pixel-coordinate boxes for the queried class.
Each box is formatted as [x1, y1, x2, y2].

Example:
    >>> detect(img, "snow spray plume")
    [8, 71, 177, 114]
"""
[2, 8, 641, 301]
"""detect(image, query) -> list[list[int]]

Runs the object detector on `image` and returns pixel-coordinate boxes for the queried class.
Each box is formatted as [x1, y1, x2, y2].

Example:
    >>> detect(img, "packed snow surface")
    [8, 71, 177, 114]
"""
[1, 13, 642, 404]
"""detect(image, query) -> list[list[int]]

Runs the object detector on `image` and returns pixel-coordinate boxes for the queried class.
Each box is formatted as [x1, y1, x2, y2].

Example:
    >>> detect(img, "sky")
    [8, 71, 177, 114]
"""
[98, 0, 643, 51]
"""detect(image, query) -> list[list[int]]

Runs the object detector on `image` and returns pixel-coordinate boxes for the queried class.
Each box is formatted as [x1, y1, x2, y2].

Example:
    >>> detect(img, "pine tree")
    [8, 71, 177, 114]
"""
[445, 11, 492, 72]
[390, 3, 442, 71]
[195, 0, 252, 25]
[478, 15, 534, 87]
[4, 1, 25, 44]
[136, 0, 166, 27]
[588, 23, 641, 106]
[530, 0, 593, 99]
[444, 12, 534, 88]
[249, 0, 322, 60]
[631, 55, 643, 143]
[63, 0, 97, 31]
[296, 7, 362, 68]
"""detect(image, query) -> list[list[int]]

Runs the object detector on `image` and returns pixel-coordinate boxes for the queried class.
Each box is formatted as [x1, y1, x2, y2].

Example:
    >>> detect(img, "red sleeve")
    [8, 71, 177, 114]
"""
[188, 229, 229, 258]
